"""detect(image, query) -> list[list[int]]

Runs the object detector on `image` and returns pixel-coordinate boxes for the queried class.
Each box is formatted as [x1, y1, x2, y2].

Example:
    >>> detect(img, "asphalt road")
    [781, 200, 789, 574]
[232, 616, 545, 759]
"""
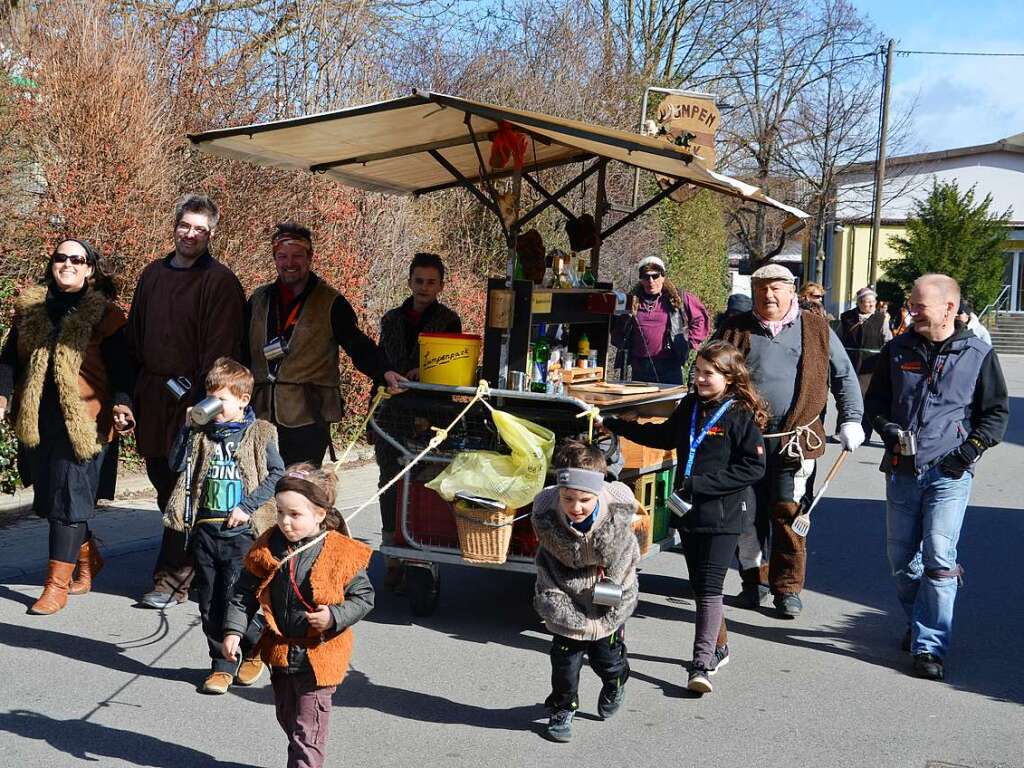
[2, 359, 1023, 768]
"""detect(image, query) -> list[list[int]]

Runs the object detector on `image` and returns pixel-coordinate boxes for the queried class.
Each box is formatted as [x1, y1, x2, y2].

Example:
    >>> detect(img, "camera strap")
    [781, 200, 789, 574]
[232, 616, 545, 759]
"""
[684, 398, 733, 479]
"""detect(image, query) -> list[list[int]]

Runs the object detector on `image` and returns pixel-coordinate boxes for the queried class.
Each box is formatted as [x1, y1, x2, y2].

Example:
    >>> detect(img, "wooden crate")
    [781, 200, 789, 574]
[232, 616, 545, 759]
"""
[630, 474, 656, 555]
[619, 417, 677, 469]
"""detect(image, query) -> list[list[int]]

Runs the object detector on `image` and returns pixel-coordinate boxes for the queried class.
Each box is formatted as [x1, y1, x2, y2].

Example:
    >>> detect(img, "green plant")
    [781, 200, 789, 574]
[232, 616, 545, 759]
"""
[0, 276, 19, 494]
[656, 188, 730, 317]
[885, 180, 1012, 308]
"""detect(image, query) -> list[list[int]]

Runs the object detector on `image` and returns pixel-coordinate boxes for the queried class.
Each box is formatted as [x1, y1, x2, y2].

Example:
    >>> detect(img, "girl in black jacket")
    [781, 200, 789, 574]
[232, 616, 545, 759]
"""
[603, 341, 766, 694]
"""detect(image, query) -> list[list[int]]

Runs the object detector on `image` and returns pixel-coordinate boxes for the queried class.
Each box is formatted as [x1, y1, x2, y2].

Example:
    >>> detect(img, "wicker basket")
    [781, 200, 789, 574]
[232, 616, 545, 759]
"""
[452, 500, 515, 564]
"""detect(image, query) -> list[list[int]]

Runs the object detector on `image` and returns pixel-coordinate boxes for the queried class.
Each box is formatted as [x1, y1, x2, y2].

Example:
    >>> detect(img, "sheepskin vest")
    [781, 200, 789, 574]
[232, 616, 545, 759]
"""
[720, 310, 830, 460]
[164, 420, 279, 534]
[249, 279, 342, 428]
[13, 285, 126, 461]
[245, 530, 372, 687]
[532, 481, 642, 641]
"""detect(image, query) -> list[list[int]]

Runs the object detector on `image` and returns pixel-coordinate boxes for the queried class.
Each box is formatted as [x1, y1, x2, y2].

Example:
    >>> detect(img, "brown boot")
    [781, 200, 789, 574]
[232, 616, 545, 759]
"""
[30, 561, 76, 615]
[69, 538, 104, 595]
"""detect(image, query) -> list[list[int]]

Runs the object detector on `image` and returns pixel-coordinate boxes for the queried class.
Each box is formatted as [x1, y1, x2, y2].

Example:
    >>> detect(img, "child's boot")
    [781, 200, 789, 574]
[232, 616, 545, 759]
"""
[546, 709, 575, 742]
[235, 657, 265, 686]
[69, 538, 104, 595]
[202, 671, 233, 695]
[597, 680, 625, 719]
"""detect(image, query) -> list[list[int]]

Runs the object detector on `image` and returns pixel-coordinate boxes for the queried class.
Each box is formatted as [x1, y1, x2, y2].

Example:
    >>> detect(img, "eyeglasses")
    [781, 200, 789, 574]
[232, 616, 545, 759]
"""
[176, 223, 210, 236]
[639, 272, 664, 281]
[52, 253, 89, 266]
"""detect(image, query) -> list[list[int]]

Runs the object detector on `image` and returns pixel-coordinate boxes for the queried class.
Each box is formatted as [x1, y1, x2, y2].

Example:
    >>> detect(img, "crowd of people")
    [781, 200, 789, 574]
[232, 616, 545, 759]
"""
[0, 192, 1010, 759]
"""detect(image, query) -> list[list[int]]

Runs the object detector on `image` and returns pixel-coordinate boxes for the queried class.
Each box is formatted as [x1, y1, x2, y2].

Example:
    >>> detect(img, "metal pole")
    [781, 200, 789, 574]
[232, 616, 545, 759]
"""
[868, 39, 895, 286]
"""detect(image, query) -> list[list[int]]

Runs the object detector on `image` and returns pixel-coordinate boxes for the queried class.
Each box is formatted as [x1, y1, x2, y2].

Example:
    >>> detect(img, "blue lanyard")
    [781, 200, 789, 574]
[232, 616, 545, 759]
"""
[685, 398, 733, 478]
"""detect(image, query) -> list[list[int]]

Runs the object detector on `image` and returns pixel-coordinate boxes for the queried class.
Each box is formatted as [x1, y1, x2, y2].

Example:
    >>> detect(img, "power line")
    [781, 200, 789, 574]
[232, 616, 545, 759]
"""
[897, 49, 1024, 57]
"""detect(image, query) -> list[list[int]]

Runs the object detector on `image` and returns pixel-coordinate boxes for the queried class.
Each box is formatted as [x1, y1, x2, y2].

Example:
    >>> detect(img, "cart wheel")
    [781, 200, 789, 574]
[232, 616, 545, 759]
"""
[406, 566, 439, 617]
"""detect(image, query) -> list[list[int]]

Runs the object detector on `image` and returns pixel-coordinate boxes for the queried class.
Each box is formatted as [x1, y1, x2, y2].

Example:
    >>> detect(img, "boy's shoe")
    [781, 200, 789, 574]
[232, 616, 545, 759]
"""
[912, 653, 944, 681]
[597, 682, 625, 719]
[708, 644, 730, 676]
[545, 709, 575, 742]
[687, 667, 713, 694]
[139, 591, 179, 609]
[202, 671, 233, 695]
[234, 658, 265, 686]
[774, 592, 803, 618]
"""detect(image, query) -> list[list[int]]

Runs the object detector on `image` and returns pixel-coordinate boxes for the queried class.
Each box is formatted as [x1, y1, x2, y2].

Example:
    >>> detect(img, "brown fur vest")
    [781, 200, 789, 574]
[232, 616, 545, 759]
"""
[245, 530, 372, 687]
[164, 419, 279, 534]
[14, 285, 126, 461]
[719, 310, 830, 460]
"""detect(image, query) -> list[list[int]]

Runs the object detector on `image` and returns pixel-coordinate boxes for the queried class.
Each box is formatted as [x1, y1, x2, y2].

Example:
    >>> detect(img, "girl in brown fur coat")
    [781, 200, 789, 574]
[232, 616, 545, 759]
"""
[222, 463, 374, 768]
[0, 239, 135, 615]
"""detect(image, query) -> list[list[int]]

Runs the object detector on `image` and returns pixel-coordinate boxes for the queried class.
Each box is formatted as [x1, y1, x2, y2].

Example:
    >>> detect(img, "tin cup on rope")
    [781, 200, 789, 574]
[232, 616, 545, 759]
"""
[190, 396, 223, 427]
[592, 577, 624, 607]
[165, 376, 191, 400]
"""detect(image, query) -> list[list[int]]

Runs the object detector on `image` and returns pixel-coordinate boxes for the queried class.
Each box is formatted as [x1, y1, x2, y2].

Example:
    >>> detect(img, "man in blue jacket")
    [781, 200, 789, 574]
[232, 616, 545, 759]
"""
[866, 273, 1008, 681]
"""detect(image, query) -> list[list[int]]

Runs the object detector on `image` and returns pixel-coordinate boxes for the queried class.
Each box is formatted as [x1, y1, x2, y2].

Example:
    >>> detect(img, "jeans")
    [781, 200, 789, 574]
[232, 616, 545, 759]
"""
[886, 465, 972, 658]
[192, 525, 255, 673]
[546, 626, 629, 711]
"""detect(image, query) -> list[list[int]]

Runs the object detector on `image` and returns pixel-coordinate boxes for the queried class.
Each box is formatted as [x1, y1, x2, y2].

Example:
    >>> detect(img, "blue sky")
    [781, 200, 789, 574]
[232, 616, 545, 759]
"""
[854, 0, 1024, 153]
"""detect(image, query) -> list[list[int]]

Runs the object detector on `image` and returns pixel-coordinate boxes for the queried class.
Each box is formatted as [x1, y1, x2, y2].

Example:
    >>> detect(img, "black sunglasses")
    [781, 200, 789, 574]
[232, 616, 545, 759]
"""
[52, 253, 90, 266]
[639, 272, 664, 281]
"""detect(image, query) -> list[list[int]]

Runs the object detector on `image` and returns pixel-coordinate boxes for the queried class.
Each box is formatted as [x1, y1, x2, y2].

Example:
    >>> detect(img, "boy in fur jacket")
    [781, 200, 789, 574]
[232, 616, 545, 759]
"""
[532, 439, 641, 743]
[223, 463, 374, 768]
[164, 357, 285, 695]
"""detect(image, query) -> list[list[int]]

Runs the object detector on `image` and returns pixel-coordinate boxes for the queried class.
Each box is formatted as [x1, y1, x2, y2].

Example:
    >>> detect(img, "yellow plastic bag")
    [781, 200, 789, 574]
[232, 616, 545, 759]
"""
[426, 410, 555, 509]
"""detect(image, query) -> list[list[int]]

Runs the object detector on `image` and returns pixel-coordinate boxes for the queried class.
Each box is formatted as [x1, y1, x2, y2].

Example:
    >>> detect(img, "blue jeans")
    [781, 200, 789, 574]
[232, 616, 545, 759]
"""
[885, 465, 972, 658]
[630, 356, 683, 385]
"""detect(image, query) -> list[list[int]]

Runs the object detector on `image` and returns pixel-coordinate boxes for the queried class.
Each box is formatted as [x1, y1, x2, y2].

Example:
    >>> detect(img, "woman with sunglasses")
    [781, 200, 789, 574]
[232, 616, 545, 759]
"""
[0, 238, 135, 615]
[611, 255, 709, 385]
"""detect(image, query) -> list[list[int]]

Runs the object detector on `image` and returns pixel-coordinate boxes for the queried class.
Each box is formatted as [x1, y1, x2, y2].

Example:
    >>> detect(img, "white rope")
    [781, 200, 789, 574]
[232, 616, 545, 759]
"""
[762, 419, 823, 462]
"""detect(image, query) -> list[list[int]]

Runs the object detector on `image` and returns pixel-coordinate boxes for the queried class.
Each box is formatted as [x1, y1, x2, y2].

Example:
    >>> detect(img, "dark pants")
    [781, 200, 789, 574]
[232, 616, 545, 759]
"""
[682, 532, 735, 668]
[271, 669, 337, 768]
[277, 422, 332, 468]
[546, 626, 629, 711]
[146, 457, 194, 600]
[49, 520, 89, 564]
[192, 525, 254, 673]
[742, 436, 815, 596]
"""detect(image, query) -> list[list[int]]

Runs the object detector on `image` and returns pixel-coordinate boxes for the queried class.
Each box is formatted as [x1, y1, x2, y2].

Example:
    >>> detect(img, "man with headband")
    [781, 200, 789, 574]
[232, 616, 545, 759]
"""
[245, 221, 404, 466]
[531, 439, 641, 742]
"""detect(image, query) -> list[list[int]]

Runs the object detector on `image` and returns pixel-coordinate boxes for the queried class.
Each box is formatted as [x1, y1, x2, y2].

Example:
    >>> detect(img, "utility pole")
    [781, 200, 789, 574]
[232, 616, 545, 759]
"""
[868, 39, 895, 286]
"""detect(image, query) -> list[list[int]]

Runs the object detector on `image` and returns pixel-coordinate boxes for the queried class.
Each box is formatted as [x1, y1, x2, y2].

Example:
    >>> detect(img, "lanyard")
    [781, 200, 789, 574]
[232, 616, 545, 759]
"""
[288, 555, 316, 613]
[684, 398, 733, 479]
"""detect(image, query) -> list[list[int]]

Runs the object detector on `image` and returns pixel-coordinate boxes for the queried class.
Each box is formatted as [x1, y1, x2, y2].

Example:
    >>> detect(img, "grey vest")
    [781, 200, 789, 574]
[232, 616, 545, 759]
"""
[886, 331, 988, 473]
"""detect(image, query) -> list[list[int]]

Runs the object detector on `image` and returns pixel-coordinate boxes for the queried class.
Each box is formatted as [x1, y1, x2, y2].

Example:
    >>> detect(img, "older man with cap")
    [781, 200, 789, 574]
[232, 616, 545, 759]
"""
[838, 286, 892, 443]
[244, 221, 404, 466]
[714, 263, 864, 618]
[611, 255, 710, 385]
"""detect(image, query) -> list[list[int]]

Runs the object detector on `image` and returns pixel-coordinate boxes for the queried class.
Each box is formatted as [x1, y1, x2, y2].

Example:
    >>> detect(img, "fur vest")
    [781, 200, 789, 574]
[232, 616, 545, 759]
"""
[13, 285, 126, 461]
[720, 310, 830, 460]
[164, 420, 279, 534]
[245, 529, 372, 687]
[532, 481, 641, 641]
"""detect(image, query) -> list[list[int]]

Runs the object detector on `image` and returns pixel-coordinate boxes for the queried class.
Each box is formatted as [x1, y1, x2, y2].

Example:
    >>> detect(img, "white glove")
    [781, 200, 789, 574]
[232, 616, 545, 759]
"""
[838, 421, 865, 452]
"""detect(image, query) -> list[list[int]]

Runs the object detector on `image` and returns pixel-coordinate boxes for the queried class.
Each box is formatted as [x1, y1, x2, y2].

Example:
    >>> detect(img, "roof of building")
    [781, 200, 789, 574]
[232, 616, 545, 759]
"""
[842, 132, 1024, 175]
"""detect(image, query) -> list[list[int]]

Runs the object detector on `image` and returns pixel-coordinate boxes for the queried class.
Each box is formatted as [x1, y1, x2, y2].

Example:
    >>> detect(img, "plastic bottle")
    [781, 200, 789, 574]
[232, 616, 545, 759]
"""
[577, 332, 590, 360]
[531, 325, 551, 393]
[581, 257, 596, 288]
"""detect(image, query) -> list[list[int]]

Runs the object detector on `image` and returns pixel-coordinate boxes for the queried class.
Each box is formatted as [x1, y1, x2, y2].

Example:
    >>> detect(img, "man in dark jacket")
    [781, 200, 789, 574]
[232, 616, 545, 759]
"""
[866, 273, 1008, 682]
[838, 286, 892, 443]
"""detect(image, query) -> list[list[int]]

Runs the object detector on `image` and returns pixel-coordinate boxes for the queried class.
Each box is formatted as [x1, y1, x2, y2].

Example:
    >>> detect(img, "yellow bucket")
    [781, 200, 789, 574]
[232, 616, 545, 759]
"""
[419, 332, 482, 386]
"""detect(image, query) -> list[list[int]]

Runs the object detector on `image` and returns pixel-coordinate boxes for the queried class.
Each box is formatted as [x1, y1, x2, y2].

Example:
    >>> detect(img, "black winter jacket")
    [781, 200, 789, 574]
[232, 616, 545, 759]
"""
[604, 394, 766, 534]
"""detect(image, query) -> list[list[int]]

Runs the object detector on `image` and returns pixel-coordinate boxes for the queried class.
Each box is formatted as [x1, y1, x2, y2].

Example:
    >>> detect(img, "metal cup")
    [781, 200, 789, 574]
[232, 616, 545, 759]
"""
[508, 371, 527, 391]
[667, 490, 692, 517]
[263, 336, 289, 362]
[592, 577, 624, 607]
[190, 396, 223, 426]
[897, 429, 917, 456]
[165, 376, 191, 400]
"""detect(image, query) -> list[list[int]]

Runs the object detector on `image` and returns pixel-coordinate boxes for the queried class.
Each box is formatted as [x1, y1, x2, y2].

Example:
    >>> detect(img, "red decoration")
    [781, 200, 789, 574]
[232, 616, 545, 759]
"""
[489, 121, 528, 170]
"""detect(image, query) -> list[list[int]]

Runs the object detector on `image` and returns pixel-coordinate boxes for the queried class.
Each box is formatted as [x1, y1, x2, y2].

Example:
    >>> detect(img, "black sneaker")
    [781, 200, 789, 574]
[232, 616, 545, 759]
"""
[687, 667, 713, 694]
[774, 592, 803, 618]
[912, 653, 944, 681]
[737, 583, 769, 609]
[546, 708, 575, 742]
[901, 627, 911, 653]
[597, 682, 625, 719]
[708, 644, 730, 676]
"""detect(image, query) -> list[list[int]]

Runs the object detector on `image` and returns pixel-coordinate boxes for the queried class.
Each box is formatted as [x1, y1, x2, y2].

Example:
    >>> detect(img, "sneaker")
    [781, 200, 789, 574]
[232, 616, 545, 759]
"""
[202, 671, 233, 695]
[737, 583, 769, 609]
[774, 592, 803, 619]
[597, 682, 625, 719]
[901, 627, 911, 653]
[546, 709, 575, 742]
[139, 591, 179, 609]
[912, 653, 944, 681]
[708, 644, 730, 676]
[234, 658, 265, 686]
[687, 667, 713, 694]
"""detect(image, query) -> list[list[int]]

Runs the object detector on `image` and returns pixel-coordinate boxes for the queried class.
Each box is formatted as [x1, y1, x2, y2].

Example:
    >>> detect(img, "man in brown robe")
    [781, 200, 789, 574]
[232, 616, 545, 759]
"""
[127, 194, 245, 609]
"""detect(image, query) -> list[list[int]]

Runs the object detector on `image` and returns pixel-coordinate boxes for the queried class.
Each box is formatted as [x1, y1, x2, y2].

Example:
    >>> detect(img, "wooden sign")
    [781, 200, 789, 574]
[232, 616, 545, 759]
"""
[488, 289, 513, 329]
[655, 93, 719, 169]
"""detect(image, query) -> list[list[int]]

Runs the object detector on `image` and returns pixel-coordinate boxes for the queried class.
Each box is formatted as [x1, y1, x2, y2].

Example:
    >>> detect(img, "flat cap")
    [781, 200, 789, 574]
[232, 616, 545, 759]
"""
[751, 263, 795, 282]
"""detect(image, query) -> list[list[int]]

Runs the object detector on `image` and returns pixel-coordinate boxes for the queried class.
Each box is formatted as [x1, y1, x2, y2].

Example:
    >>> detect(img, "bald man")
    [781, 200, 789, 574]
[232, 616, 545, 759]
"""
[866, 273, 1008, 681]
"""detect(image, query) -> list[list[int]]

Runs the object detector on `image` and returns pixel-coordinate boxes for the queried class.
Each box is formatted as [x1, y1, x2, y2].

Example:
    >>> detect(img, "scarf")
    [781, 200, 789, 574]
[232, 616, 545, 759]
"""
[207, 405, 256, 441]
[754, 297, 800, 338]
[44, 284, 86, 325]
